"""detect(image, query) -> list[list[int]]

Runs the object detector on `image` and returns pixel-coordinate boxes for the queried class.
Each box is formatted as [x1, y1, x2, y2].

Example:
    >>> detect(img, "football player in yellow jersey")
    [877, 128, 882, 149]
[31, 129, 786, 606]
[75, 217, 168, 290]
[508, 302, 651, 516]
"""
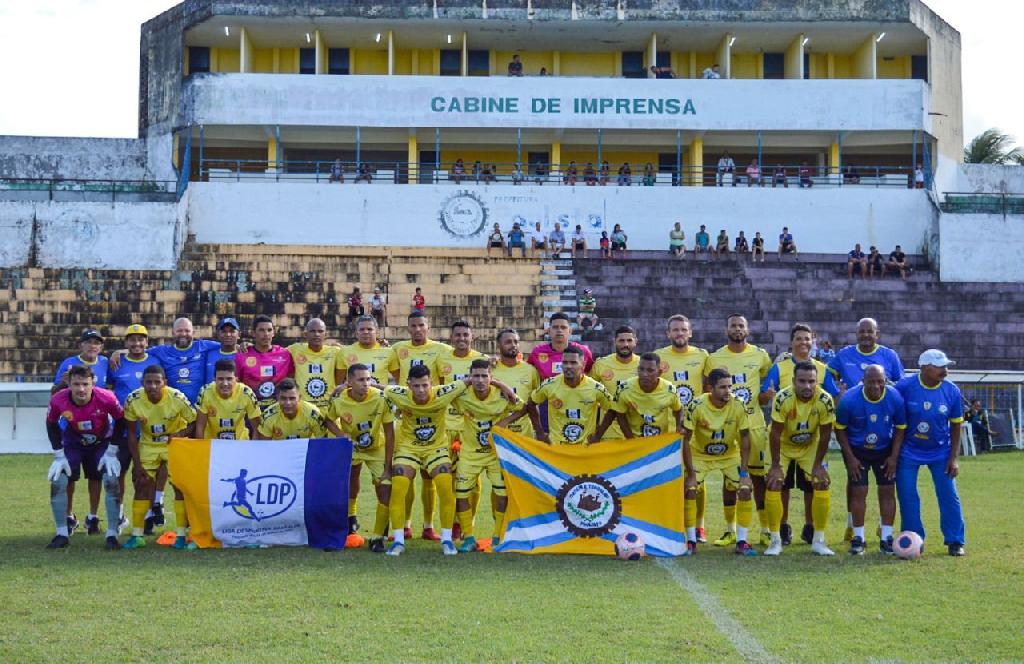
[765, 361, 836, 556]
[589, 325, 639, 440]
[256, 379, 343, 440]
[705, 314, 773, 546]
[338, 316, 392, 386]
[501, 345, 615, 445]
[491, 329, 540, 438]
[122, 365, 196, 550]
[288, 318, 344, 410]
[327, 364, 395, 553]
[386, 310, 453, 540]
[654, 314, 711, 541]
[595, 353, 681, 440]
[453, 358, 524, 552]
[194, 359, 262, 440]
[681, 368, 757, 557]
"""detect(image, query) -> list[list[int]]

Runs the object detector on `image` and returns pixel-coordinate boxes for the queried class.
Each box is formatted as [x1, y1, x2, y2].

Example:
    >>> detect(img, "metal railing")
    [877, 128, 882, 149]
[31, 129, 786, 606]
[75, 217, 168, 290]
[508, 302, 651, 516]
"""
[0, 178, 177, 203]
[941, 192, 1024, 215]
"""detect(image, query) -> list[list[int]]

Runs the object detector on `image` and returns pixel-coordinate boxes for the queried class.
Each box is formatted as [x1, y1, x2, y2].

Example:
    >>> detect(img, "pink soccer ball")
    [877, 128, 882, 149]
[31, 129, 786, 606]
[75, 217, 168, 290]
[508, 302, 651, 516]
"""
[893, 530, 924, 559]
[614, 531, 646, 560]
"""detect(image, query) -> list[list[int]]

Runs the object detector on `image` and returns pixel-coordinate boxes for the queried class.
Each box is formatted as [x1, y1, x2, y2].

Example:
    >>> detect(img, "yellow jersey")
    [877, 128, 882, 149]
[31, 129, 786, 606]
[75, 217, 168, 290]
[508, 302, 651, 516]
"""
[454, 385, 523, 455]
[705, 344, 773, 426]
[387, 339, 453, 384]
[770, 386, 836, 455]
[385, 381, 468, 448]
[338, 342, 393, 386]
[124, 386, 196, 444]
[682, 394, 750, 460]
[492, 359, 540, 438]
[654, 344, 709, 407]
[195, 382, 261, 440]
[287, 343, 340, 409]
[589, 353, 639, 440]
[530, 375, 614, 445]
[437, 348, 486, 436]
[325, 386, 394, 452]
[258, 401, 329, 440]
[612, 377, 681, 438]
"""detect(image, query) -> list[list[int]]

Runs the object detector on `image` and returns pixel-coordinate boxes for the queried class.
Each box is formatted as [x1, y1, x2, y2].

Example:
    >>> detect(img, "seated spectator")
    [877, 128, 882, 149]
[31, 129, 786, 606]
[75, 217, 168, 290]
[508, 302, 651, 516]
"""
[599, 231, 611, 259]
[734, 231, 749, 253]
[571, 224, 587, 258]
[610, 224, 628, 257]
[772, 163, 788, 188]
[867, 245, 884, 278]
[669, 222, 686, 258]
[452, 158, 466, 184]
[530, 222, 547, 256]
[577, 288, 600, 331]
[539, 67, 549, 76]
[472, 160, 483, 183]
[847, 243, 867, 279]
[694, 224, 712, 258]
[370, 287, 387, 327]
[511, 163, 524, 185]
[598, 161, 611, 186]
[563, 161, 578, 186]
[642, 162, 656, 186]
[508, 54, 524, 77]
[617, 162, 632, 186]
[481, 162, 494, 184]
[534, 162, 548, 185]
[507, 222, 527, 257]
[584, 162, 597, 186]
[745, 160, 761, 187]
[650, 65, 676, 78]
[412, 287, 425, 313]
[843, 164, 860, 185]
[884, 244, 908, 280]
[798, 160, 813, 188]
[777, 226, 799, 261]
[487, 223, 505, 257]
[348, 287, 365, 323]
[717, 151, 736, 187]
[751, 231, 765, 263]
[329, 159, 345, 184]
[355, 162, 372, 183]
[914, 163, 925, 189]
[965, 399, 995, 452]
[715, 229, 730, 258]
[702, 64, 721, 79]
[549, 222, 566, 256]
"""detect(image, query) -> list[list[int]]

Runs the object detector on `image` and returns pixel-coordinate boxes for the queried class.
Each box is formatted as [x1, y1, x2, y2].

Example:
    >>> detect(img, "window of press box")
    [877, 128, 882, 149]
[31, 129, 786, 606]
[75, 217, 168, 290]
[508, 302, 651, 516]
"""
[440, 49, 461, 76]
[188, 46, 210, 74]
[763, 53, 784, 79]
[468, 50, 490, 76]
[300, 48, 316, 75]
[328, 48, 350, 75]
[803, 53, 810, 79]
[911, 55, 928, 82]
[622, 51, 645, 79]
[654, 51, 672, 78]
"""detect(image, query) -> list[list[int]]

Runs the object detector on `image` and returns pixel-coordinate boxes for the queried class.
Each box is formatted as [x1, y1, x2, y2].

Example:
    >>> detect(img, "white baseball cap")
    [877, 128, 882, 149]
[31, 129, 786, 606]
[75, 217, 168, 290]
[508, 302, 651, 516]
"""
[918, 349, 956, 368]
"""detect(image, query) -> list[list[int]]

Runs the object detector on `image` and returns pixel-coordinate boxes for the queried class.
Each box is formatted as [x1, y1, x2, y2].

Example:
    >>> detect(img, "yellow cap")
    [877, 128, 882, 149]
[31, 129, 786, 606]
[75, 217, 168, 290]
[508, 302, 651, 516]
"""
[124, 324, 149, 337]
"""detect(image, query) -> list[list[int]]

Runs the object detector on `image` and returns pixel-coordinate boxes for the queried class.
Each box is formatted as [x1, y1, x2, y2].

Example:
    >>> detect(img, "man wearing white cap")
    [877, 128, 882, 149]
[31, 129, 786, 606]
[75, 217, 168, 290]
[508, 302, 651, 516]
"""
[893, 349, 966, 556]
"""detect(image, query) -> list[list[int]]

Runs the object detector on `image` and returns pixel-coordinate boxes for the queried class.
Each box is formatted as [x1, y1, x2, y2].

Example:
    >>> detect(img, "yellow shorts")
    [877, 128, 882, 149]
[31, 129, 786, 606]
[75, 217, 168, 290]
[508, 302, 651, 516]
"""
[139, 442, 170, 476]
[691, 455, 743, 491]
[455, 450, 506, 497]
[393, 444, 452, 475]
[746, 424, 768, 476]
[353, 446, 387, 485]
[779, 444, 824, 487]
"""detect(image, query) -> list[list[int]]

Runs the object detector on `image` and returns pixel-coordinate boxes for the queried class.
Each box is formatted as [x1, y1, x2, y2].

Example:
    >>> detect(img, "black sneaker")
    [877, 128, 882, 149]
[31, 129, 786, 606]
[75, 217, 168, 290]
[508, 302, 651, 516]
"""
[105, 535, 121, 550]
[143, 515, 155, 536]
[46, 534, 70, 549]
[780, 523, 793, 546]
[947, 543, 965, 557]
[800, 523, 814, 545]
[85, 515, 100, 535]
[151, 502, 165, 527]
[880, 536, 894, 555]
[348, 515, 360, 535]
[67, 513, 79, 536]
[368, 537, 387, 553]
[848, 536, 866, 555]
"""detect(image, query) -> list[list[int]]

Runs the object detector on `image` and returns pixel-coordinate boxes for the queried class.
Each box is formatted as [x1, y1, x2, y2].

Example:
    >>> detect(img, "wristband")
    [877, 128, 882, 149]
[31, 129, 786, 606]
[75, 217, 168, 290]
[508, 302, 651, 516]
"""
[738, 469, 749, 479]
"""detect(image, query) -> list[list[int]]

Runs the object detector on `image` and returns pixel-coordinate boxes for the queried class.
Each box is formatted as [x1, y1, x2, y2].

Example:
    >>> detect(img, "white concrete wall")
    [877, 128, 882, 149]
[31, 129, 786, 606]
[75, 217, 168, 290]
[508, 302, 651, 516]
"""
[954, 164, 1024, 194]
[188, 181, 934, 254]
[939, 213, 1024, 282]
[0, 135, 148, 181]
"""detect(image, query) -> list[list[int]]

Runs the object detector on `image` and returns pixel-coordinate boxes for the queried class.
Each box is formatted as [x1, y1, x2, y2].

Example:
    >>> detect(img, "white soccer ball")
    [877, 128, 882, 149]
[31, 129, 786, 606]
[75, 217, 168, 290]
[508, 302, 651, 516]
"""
[893, 530, 924, 559]
[614, 531, 646, 560]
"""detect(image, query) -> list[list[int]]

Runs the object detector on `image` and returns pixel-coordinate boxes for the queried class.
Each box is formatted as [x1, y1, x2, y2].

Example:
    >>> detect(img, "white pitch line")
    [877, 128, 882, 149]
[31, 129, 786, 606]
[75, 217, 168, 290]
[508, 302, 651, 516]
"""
[657, 558, 779, 664]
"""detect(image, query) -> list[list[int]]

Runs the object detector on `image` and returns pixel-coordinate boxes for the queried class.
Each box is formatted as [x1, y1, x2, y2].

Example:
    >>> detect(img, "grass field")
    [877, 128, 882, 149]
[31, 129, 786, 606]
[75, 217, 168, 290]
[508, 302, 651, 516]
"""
[2, 451, 1022, 663]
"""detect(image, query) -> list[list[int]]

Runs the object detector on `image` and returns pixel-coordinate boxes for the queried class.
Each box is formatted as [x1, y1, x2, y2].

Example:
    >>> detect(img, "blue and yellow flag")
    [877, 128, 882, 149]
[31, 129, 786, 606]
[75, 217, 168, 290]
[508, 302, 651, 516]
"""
[492, 428, 686, 556]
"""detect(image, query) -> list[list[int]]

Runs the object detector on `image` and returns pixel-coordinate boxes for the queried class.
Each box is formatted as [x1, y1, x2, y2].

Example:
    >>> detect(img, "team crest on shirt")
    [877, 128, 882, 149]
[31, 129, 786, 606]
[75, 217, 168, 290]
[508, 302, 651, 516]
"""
[562, 422, 585, 443]
[676, 385, 694, 405]
[340, 412, 354, 425]
[601, 369, 614, 380]
[246, 357, 257, 367]
[923, 402, 932, 410]
[551, 398, 564, 410]
[939, 404, 948, 414]
[399, 348, 409, 360]
[870, 414, 878, 422]
[865, 433, 879, 449]
[61, 410, 73, 421]
[258, 381, 276, 399]
[556, 475, 622, 537]
[306, 378, 327, 398]
[732, 386, 752, 404]
[538, 353, 549, 364]
[178, 367, 189, 379]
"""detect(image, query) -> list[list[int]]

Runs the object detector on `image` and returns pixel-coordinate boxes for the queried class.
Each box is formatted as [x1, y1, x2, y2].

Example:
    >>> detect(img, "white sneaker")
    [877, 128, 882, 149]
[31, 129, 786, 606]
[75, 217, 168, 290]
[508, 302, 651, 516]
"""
[811, 533, 835, 556]
[763, 534, 783, 556]
[441, 540, 458, 556]
[385, 542, 405, 556]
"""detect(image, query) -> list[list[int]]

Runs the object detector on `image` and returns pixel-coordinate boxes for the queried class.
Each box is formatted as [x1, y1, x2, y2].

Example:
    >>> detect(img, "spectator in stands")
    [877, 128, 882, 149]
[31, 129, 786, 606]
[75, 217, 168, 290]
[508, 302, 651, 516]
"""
[507, 222, 527, 257]
[772, 163, 788, 188]
[778, 226, 799, 261]
[735, 231, 749, 254]
[549, 222, 566, 256]
[643, 162, 656, 186]
[715, 229, 730, 259]
[508, 54, 524, 77]
[914, 163, 925, 189]
[473, 160, 482, 184]
[702, 64, 721, 79]
[669, 222, 686, 258]
[745, 159, 761, 187]
[867, 246, 884, 278]
[539, 67, 549, 76]
[599, 161, 611, 186]
[511, 163, 524, 185]
[348, 287, 365, 323]
[577, 288, 600, 331]
[610, 224, 628, 258]
[843, 165, 861, 185]
[847, 243, 867, 279]
[965, 399, 994, 452]
[617, 162, 632, 186]
[584, 162, 597, 186]
[798, 160, 813, 188]
[487, 223, 506, 257]
[534, 162, 548, 185]
[452, 158, 466, 184]
[571, 224, 587, 258]
[599, 231, 611, 259]
[530, 221, 548, 257]
[563, 161, 578, 186]
[884, 245, 909, 280]
[751, 231, 766, 262]
[482, 162, 494, 184]
[330, 159, 344, 184]
[370, 287, 387, 327]
[650, 65, 676, 78]
[412, 287, 425, 313]
[694, 224, 712, 258]
[355, 162, 372, 184]
[716, 151, 736, 187]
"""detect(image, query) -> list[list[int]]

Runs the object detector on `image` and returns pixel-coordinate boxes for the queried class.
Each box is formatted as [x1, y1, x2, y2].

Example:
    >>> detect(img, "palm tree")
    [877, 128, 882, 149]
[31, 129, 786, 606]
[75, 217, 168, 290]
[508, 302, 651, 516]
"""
[963, 128, 1023, 164]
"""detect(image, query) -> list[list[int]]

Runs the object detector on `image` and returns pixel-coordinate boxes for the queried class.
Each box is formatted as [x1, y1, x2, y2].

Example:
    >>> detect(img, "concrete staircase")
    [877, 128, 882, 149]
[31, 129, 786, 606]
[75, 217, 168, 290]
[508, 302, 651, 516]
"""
[573, 251, 1024, 370]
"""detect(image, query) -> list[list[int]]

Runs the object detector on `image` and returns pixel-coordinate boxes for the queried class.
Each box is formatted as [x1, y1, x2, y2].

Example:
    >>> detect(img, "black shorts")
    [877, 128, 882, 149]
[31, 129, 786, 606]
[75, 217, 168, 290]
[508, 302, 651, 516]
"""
[781, 242, 795, 253]
[611, 241, 626, 250]
[489, 241, 504, 248]
[784, 459, 812, 492]
[844, 446, 894, 487]
[574, 240, 585, 249]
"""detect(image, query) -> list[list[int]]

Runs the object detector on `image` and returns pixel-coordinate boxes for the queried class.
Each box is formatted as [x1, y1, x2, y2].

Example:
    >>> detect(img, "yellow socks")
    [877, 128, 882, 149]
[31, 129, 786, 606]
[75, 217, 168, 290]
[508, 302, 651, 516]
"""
[433, 473, 456, 531]
[684, 495, 697, 530]
[348, 497, 358, 518]
[420, 477, 436, 526]
[766, 490, 784, 533]
[723, 503, 737, 532]
[389, 475, 412, 542]
[493, 509, 506, 540]
[695, 483, 707, 528]
[372, 503, 389, 537]
[131, 499, 149, 537]
[174, 499, 188, 537]
[812, 489, 831, 532]
[457, 509, 475, 538]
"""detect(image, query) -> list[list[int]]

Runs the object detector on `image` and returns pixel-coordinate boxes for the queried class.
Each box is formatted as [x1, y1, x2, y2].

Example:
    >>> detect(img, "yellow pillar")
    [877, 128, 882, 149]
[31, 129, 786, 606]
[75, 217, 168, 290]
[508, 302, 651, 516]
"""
[240, 28, 253, 73]
[407, 134, 418, 185]
[172, 134, 180, 169]
[461, 32, 468, 76]
[853, 34, 877, 79]
[688, 51, 696, 79]
[210, 48, 220, 73]
[551, 140, 561, 173]
[267, 136, 278, 171]
[432, 48, 441, 76]
[272, 47, 280, 73]
[716, 34, 732, 79]
[827, 53, 836, 79]
[387, 30, 394, 75]
[411, 49, 420, 75]
[552, 50, 561, 76]
[829, 142, 840, 178]
[689, 138, 703, 187]
[614, 52, 622, 77]
[315, 30, 325, 75]
[785, 34, 804, 79]
[646, 33, 657, 76]
[489, 49, 497, 75]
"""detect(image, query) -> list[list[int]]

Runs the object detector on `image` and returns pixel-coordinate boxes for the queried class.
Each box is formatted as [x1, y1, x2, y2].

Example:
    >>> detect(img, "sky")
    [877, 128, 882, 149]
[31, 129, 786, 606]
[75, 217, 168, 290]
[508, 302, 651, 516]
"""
[0, 0, 1020, 149]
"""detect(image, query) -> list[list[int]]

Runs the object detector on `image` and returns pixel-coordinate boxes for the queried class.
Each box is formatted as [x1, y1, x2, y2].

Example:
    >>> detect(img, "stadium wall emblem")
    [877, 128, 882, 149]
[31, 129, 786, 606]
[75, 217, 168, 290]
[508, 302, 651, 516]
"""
[439, 191, 488, 238]
[556, 474, 622, 537]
